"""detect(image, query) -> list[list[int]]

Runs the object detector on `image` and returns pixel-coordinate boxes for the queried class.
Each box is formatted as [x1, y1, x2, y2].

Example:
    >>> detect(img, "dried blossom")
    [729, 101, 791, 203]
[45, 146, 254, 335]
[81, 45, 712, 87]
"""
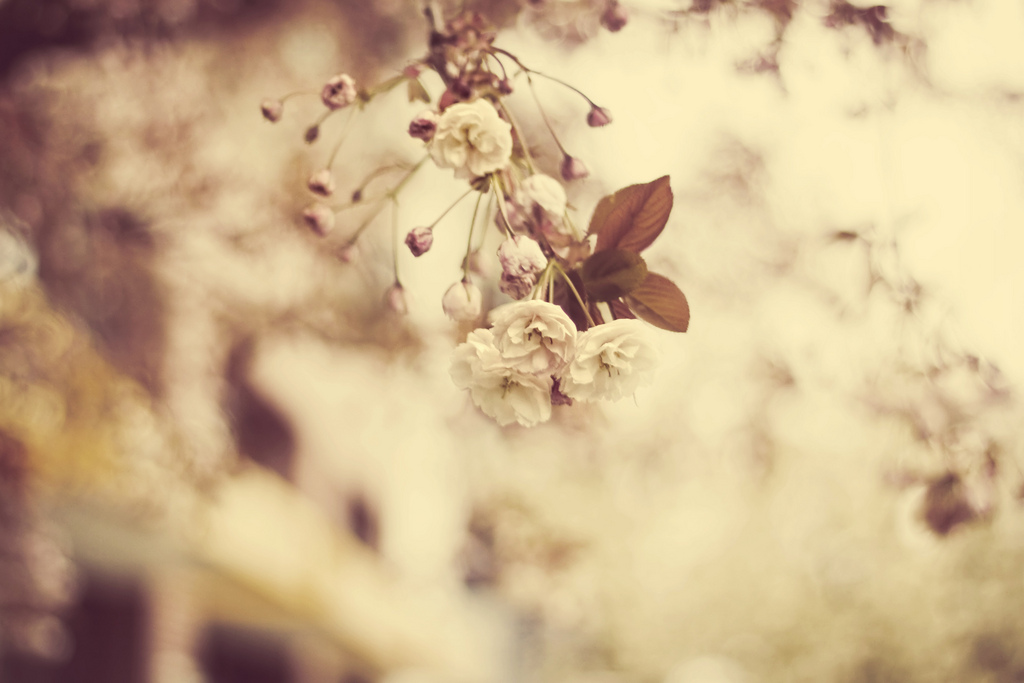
[321, 73, 357, 110]
[404, 226, 434, 257]
[408, 110, 440, 141]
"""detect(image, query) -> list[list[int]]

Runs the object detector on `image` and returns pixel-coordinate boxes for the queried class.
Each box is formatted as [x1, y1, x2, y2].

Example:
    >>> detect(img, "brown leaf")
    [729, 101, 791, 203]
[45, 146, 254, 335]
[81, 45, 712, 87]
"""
[580, 249, 648, 301]
[608, 299, 636, 320]
[588, 176, 673, 253]
[625, 272, 690, 332]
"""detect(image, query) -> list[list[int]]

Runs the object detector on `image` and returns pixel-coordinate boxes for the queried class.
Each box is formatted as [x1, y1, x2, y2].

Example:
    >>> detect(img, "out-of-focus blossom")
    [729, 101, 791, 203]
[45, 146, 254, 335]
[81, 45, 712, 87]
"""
[601, 0, 629, 32]
[442, 280, 483, 321]
[429, 99, 513, 179]
[587, 105, 613, 127]
[302, 203, 335, 236]
[307, 169, 336, 197]
[520, 174, 567, 218]
[386, 282, 408, 314]
[560, 154, 590, 181]
[260, 98, 283, 122]
[559, 319, 657, 401]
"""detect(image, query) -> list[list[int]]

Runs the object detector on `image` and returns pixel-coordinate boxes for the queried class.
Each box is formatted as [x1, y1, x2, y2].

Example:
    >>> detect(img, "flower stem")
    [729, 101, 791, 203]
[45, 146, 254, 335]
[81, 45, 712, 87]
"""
[326, 106, 359, 169]
[490, 175, 516, 238]
[386, 155, 430, 199]
[463, 191, 484, 280]
[554, 262, 596, 328]
[391, 199, 400, 281]
[490, 48, 599, 107]
[430, 187, 475, 229]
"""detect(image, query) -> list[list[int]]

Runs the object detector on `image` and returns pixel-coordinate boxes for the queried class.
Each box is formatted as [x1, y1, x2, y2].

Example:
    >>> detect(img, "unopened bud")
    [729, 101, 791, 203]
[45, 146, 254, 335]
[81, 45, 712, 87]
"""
[600, 0, 629, 32]
[386, 282, 408, 314]
[321, 73, 357, 110]
[307, 169, 336, 196]
[408, 110, 439, 141]
[337, 242, 359, 263]
[260, 98, 284, 122]
[302, 203, 335, 236]
[497, 79, 514, 95]
[560, 154, 590, 181]
[404, 226, 434, 257]
[442, 280, 483, 321]
[586, 105, 613, 127]
[402, 64, 422, 79]
[305, 125, 320, 144]
[497, 235, 547, 277]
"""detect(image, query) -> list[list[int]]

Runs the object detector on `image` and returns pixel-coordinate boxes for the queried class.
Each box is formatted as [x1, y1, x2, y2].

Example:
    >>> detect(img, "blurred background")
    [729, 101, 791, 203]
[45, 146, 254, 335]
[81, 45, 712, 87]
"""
[1, 0, 1024, 681]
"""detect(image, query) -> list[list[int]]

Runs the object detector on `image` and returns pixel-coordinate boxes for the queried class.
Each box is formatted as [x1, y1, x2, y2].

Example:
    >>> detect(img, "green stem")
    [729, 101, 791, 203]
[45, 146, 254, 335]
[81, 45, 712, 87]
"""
[391, 199, 400, 282]
[463, 191, 484, 280]
[326, 106, 359, 168]
[429, 187, 475, 229]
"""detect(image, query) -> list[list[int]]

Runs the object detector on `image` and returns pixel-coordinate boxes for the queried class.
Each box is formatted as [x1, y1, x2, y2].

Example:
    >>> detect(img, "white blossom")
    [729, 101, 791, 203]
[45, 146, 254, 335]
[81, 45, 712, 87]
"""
[442, 280, 482, 321]
[489, 300, 577, 375]
[520, 174, 567, 217]
[429, 99, 513, 179]
[450, 329, 553, 427]
[559, 319, 658, 401]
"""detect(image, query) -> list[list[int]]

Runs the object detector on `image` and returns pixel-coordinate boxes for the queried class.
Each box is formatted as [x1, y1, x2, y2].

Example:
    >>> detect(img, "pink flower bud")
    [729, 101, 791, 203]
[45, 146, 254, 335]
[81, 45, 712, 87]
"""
[442, 280, 482, 321]
[402, 64, 422, 78]
[601, 0, 629, 32]
[386, 282, 408, 314]
[260, 98, 284, 122]
[337, 242, 359, 263]
[497, 235, 547, 277]
[586, 106, 613, 127]
[302, 203, 335, 236]
[497, 79, 514, 95]
[408, 110, 439, 141]
[305, 125, 320, 144]
[404, 226, 434, 257]
[321, 73, 357, 110]
[560, 154, 590, 181]
[307, 169, 336, 196]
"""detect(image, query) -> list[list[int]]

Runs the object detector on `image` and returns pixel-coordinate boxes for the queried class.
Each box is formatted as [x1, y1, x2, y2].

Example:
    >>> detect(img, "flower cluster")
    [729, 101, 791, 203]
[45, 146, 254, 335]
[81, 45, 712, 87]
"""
[261, 8, 690, 426]
[451, 301, 657, 426]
